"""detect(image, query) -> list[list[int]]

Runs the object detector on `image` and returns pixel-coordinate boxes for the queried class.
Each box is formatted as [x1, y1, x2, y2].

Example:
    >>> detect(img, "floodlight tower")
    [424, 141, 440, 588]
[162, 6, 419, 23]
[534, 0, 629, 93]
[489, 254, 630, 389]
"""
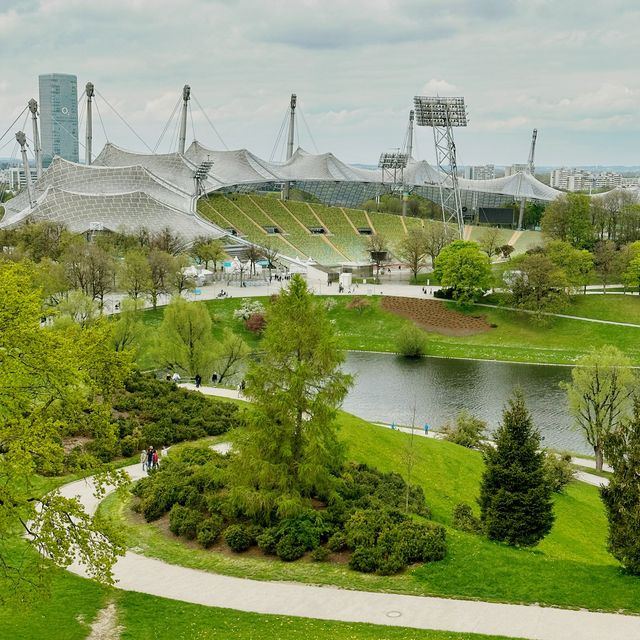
[517, 128, 538, 230]
[406, 109, 415, 159]
[178, 84, 191, 155]
[28, 99, 42, 179]
[413, 96, 468, 238]
[85, 82, 94, 165]
[15, 131, 34, 208]
[282, 93, 297, 200]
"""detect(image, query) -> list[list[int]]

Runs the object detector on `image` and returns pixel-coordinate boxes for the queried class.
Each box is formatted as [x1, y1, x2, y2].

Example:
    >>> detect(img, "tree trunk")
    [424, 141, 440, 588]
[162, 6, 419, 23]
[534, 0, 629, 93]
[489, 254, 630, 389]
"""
[594, 445, 604, 472]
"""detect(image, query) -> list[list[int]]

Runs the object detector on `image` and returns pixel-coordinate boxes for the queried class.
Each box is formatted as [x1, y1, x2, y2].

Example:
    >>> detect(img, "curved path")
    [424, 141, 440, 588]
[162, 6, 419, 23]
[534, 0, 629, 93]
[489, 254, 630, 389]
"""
[58, 389, 636, 639]
[60, 467, 639, 640]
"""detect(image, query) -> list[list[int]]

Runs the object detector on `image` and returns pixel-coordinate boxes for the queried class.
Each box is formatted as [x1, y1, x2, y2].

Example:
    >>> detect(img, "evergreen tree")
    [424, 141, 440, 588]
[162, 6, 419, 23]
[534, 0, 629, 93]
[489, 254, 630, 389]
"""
[229, 275, 352, 523]
[478, 390, 555, 546]
[601, 397, 640, 574]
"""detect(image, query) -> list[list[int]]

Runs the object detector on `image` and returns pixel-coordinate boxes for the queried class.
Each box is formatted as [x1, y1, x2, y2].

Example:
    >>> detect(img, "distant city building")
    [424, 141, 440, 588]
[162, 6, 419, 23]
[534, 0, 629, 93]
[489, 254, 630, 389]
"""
[8, 166, 39, 191]
[550, 168, 623, 192]
[465, 164, 495, 180]
[504, 164, 529, 176]
[39, 73, 79, 165]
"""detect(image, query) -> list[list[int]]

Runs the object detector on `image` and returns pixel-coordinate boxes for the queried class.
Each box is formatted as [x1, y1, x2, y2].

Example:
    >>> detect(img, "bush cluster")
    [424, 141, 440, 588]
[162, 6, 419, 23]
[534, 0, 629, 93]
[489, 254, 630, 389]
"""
[452, 502, 482, 534]
[395, 324, 427, 358]
[133, 455, 446, 574]
[442, 411, 487, 449]
[543, 452, 575, 493]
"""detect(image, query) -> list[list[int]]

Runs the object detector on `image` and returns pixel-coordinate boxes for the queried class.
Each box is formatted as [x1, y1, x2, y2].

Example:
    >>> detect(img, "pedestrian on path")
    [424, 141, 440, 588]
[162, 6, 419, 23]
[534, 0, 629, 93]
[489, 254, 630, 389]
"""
[391, 421, 396, 430]
[146, 447, 154, 472]
[195, 373, 202, 388]
[140, 449, 147, 471]
[424, 423, 430, 436]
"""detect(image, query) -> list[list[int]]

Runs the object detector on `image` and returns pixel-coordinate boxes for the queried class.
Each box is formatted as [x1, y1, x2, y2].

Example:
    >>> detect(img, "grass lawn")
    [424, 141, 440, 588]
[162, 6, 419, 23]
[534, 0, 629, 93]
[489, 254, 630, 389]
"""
[137, 294, 640, 367]
[100, 408, 640, 614]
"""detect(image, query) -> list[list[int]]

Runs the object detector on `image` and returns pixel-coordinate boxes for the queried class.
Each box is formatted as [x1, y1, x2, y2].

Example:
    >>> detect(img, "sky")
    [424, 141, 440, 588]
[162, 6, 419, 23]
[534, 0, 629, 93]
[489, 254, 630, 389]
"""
[1, 0, 639, 167]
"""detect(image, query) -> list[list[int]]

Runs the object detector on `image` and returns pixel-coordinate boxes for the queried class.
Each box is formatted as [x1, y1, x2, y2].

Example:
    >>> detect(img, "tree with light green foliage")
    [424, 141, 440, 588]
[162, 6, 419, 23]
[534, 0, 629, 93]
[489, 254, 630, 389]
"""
[153, 296, 216, 378]
[563, 345, 636, 471]
[230, 275, 352, 523]
[434, 240, 492, 303]
[0, 261, 131, 594]
[623, 256, 640, 294]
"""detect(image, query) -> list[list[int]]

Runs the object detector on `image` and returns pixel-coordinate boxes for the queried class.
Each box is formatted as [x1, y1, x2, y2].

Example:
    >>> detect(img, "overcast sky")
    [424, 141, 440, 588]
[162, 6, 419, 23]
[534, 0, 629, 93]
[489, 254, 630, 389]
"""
[1, 0, 639, 166]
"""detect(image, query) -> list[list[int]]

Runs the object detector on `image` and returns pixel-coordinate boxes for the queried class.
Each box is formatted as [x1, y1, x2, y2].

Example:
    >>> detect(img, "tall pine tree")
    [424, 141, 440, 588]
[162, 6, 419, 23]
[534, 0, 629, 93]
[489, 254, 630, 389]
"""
[478, 389, 555, 546]
[229, 275, 352, 523]
[601, 397, 640, 574]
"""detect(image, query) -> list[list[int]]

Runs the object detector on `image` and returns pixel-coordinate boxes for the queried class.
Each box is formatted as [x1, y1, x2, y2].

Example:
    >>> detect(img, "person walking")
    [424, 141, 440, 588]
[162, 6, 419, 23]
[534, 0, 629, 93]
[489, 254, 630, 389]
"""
[140, 449, 147, 471]
[146, 447, 154, 473]
[195, 373, 202, 389]
[152, 448, 159, 470]
[424, 423, 430, 436]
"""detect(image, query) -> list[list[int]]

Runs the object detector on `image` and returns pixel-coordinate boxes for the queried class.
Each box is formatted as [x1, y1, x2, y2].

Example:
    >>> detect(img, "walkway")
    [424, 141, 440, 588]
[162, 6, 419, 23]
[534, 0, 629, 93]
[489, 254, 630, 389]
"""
[59, 463, 636, 640]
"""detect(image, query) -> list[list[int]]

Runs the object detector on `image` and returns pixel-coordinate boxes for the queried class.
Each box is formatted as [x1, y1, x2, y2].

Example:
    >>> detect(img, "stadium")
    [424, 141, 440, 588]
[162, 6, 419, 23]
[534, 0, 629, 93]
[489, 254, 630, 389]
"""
[2, 85, 635, 266]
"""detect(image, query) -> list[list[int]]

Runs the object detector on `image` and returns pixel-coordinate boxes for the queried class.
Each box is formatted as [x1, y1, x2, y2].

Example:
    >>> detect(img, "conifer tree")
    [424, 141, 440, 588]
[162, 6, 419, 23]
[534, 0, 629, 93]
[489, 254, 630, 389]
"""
[478, 389, 555, 546]
[601, 397, 640, 574]
[229, 275, 352, 523]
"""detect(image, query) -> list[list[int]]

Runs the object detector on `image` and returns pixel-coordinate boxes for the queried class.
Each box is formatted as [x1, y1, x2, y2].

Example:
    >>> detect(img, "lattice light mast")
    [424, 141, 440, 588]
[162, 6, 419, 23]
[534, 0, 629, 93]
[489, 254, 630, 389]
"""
[178, 84, 191, 155]
[282, 93, 297, 201]
[413, 96, 467, 238]
[378, 151, 408, 215]
[28, 99, 42, 179]
[402, 110, 415, 216]
[85, 82, 94, 165]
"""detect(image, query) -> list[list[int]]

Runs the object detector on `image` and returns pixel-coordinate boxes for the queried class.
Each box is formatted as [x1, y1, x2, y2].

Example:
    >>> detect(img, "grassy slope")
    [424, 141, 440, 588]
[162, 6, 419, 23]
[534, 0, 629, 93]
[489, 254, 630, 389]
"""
[101, 409, 640, 614]
[137, 294, 640, 366]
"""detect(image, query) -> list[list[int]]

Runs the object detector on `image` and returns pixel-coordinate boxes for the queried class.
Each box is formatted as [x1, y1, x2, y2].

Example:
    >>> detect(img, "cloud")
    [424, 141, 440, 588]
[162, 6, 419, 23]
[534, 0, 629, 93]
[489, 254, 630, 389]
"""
[420, 79, 458, 95]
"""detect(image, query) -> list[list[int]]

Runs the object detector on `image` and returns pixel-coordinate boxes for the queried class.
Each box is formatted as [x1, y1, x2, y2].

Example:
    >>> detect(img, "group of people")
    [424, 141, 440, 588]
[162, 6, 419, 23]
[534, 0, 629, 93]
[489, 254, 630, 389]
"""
[140, 445, 168, 472]
[216, 289, 230, 298]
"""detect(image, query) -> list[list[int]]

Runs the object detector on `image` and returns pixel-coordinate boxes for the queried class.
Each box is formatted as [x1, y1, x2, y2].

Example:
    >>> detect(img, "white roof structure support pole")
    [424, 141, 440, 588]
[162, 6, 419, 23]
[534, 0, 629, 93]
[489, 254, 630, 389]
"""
[282, 93, 296, 201]
[407, 110, 414, 159]
[28, 99, 42, 180]
[178, 84, 191, 155]
[15, 131, 34, 208]
[85, 82, 94, 165]
[517, 128, 537, 230]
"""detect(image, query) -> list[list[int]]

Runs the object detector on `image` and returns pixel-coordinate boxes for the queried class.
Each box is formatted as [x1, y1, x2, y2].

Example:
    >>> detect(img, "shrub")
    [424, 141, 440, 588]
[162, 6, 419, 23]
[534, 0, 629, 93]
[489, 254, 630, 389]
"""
[196, 515, 224, 548]
[310, 546, 330, 562]
[245, 313, 266, 334]
[395, 324, 427, 358]
[323, 298, 337, 311]
[168, 504, 201, 539]
[275, 513, 325, 552]
[544, 452, 575, 493]
[452, 502, 482, 534]
[327, 531, 348, 552]
[442, 410, 486, 449]
[276, 536, 306, 561]
[376, 552, 406, 575]
[397, 522, 447, 563]
[224, 524, 253, 552]
[345, 297, 370, 313]
[349, 547, 379, 573]
[256, 528, 279, 555]
[233, 300, 265, 321]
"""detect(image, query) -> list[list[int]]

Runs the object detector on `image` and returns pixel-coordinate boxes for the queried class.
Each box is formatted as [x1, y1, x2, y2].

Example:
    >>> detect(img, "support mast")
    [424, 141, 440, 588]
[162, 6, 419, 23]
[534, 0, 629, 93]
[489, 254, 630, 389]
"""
[28, 99, 42, 180]
[16, 131, 34, 208]
[406, 109, 414, 159]
[517, 128, 537, 230]
[178, 84, 191, 155]
[282, 93, 296, 200]
[85, 82, 94, 165]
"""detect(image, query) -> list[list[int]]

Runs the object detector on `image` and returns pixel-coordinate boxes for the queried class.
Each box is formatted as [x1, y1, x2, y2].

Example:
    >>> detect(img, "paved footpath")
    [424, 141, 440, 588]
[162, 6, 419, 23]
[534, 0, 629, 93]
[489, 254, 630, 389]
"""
[56, 387, 638, 639]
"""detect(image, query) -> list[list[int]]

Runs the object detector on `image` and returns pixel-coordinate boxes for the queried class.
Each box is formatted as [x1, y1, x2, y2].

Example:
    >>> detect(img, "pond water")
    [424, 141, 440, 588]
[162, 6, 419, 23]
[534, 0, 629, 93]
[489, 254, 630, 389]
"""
[341, 351, 588, 455]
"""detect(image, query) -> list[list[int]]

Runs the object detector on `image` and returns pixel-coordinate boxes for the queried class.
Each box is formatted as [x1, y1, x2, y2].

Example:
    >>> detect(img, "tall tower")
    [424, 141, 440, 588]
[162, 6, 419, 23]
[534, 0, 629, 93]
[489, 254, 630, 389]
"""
[282, 93, 296, 200]
[28, 99, 42, 179]
[38, 73, 79, 165]
[85, 82, 94, 165]
[178, 84, 191, 155]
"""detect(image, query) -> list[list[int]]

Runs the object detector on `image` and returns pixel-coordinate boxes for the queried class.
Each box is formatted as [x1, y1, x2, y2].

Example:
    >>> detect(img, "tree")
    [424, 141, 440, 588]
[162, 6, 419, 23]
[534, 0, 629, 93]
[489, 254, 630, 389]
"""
[594, 240, 619, 292]
[623, 256, 640, 294]
[0, 261, 130, 593]
[541, 193, 593, 248]
[212, 328, 250, 384]
[146, 249, 175, 309]
[245, 244, 263, 276]
[365, 234, 389, 281]
[507, 253, 568, 315]
[546, 240, 594, 294]
[261, 241, 280, 280]
[562, 346, 636, 471]
[229, 275, 352, 523]
[34, 257, 72, 307]
[478, 389, 555, 546]
[120, 249, 151, 301]
[151, 227, 183, 255]
[191, 237, 226, 272]
[153, 296, 216, 377]
[423, 220, 453, 265]
[601, 397, 640, 574]
[170, 253, 196, 295]
[479, 227, 501, 258]
[434, 240, 492, 303]
[111, 298, 144, 353]
[396, 229, 428, 281]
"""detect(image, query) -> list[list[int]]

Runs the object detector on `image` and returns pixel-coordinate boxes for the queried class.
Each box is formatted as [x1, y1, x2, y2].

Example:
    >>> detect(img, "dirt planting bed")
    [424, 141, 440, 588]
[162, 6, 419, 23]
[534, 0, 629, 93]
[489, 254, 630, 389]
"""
[381, 296, 493, 336]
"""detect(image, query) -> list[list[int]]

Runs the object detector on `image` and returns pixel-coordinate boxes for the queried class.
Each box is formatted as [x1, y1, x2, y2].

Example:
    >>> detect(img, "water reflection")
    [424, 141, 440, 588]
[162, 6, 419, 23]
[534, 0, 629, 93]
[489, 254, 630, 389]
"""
[341, 352, 586, 454]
